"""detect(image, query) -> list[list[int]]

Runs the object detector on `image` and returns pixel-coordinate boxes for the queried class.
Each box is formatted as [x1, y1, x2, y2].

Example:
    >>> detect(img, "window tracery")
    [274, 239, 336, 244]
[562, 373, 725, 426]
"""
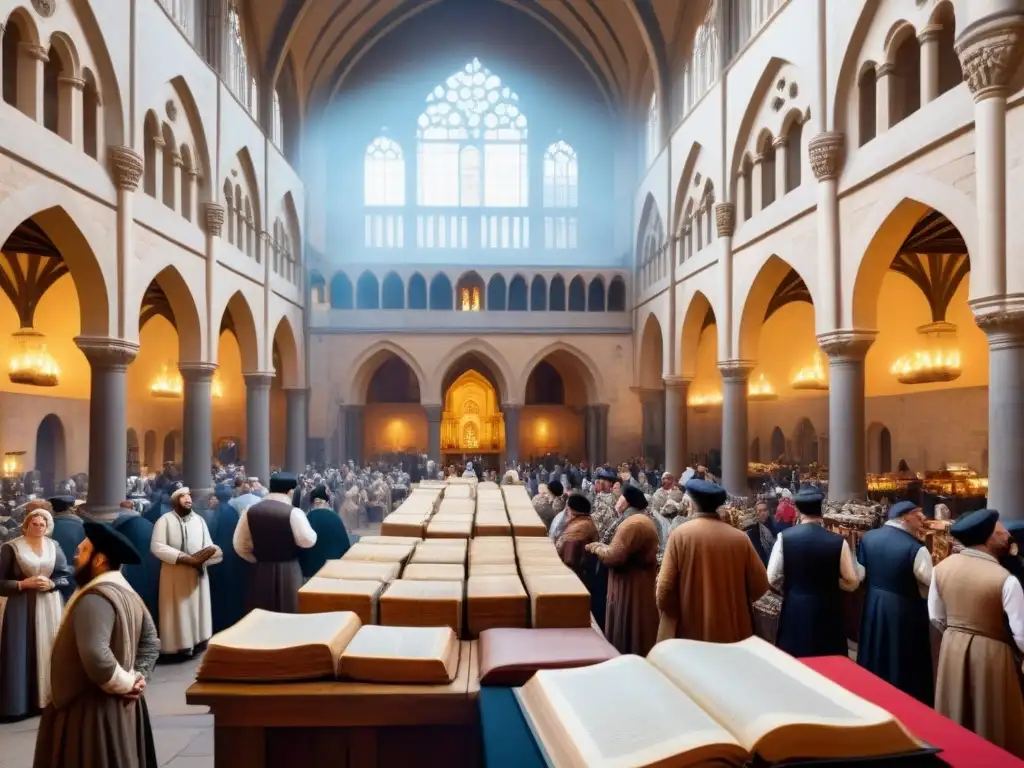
[543, 140, 578, 250]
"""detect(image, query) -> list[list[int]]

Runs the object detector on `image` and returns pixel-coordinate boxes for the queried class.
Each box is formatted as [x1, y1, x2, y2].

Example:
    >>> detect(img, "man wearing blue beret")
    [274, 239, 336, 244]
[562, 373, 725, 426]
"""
[930, 508, 1024, 757]
[855, 500, 933, 705]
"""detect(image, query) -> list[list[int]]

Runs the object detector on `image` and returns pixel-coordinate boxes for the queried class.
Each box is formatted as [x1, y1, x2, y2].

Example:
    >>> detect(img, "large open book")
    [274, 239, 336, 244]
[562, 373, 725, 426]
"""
[340, 625, 461, 684]
[515, 636, 931, 767]
[197, 609, 362, 682]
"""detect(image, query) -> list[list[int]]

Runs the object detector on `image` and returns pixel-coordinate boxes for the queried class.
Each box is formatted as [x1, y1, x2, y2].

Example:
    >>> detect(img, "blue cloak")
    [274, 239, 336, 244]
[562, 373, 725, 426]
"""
[209, 485, 249, 633]
[50, 514, 86, 602]
[298, 508, 352, 579]
[112, 513, 161, 631]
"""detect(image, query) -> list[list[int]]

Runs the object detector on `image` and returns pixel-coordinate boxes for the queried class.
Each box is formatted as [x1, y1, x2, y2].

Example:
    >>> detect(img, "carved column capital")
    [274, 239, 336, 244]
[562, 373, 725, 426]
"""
[243, 372, 275, 390]
[204, 202, 225, 236]
[808, 132, 845, 182]
[875, 62, 896, 78]
[632, 387, 664, 404]
[108, 145, 144, 191]
[717, 359, 755, 382]
[772, 136, 789, 149]
[75, 336, 139, 370]
[423, 404, 443, 423]
[662, 375, 692, 390]
[956, 14, 1024, 101]
[57, 75, 85, 90]
[714, 202, 735, 238]
[178, 361, 218, 382]
[19, 42, 48, 62]
[817, 329, 877, 362]
[917, 24, 943, 45]
[971, 295, 1024, 350]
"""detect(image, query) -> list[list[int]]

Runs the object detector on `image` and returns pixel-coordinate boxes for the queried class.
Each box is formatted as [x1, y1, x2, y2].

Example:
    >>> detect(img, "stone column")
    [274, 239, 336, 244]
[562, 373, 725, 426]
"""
[875, 63, 893, 134]
[204, 203, 224, 354]
[151, 136, 165, 201]
[169, 152, 183, 214]
[57, 75, 84, 148]
[17, 42, 45, 122]
[735, 171, 747, 222]
[719, 360, 754, 497]
[594, 404, 610, 465]
[773, 136, 788, 194]
[425, 405, 442, 463]
[808, 133, 844, 331]
[244, 373, 272, 483]
[187, 169, 200, 224]
[75, 337, 138, 521]
[635, 388, 661, 459]
[108, 146, 144, 338]
[503, 404, 522, 466]
[344, 405, 365, 467]
[663, 376, 690, 476]
[818, 331, 876, 502]
[285, 388, 308, 473]
[750, 154, 763, 214]
[716, 203, 736, 358]
[179, 362, 216, 500]
[919, 25, 942, 104]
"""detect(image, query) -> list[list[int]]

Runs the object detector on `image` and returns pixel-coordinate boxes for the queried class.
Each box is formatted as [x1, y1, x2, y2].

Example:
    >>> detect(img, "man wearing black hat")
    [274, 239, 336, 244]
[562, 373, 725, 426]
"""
[33, 521, 159, 768]
[233, 472, 317, 613]
[48, 496, 85, 601]
[1002, 521, 1024, 589]
[768, 487, 862, 658]
[855, 500, 933, 704]
[532, 480, 564, 532]
[298, 486, 351, 579]
[930, 509, 1024, 756]
[555, 493, 598, 575]
[591, 467, 620, 543]
[657, 478, 770, 643]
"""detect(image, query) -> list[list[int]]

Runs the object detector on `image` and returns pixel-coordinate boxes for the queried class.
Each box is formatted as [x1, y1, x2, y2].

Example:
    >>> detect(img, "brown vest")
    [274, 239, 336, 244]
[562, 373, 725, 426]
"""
[935, 552, 1012, 643]
[247, 498, 300, 563]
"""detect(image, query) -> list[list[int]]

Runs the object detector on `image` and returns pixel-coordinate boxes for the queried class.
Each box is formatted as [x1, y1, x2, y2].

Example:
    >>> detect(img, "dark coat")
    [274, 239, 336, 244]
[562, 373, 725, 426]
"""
[298, 507, 351, 579]
[208, 488, 248, 633]
[776, 524, 847, 658]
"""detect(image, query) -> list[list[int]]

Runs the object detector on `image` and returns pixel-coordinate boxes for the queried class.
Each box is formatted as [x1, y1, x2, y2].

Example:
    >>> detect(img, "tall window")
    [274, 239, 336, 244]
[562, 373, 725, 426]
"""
[417, 58, 529, 249]
[228, 4, 258, 116]
[364, 137, 405, 248]
[543, 141, 578, 250]
[160, 0, 194, 40]
[271, 89, 284, 149]
[681, 21, 719, 115]
[645, 92, 659, 167]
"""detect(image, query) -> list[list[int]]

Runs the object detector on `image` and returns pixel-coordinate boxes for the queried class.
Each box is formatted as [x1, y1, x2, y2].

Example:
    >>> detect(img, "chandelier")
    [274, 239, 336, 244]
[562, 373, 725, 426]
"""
[151, 363, 183, 399]
[2, 451, 22, 477]
[688, 392, 722, 414]
[8, 329, 60, 387]
[792, 354, 828, 391]
[747, 373, 778, 401]
[891, 322, 962, 385]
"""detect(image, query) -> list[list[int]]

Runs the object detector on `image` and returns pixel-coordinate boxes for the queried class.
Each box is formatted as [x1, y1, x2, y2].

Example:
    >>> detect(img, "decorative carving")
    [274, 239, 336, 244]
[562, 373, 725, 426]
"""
[917, 24, 943, 44]
[178, 362, 218, 382]
[165, 99, 178, 122]
[776, 78, 787, 91]
[57, 75, 85, 91]
[717, 360, 755, 382]
[74, 337, 139, 370]
[693, 173, 702, 188]
[171, 151, 185, 169]
[970, 295, 1024, 350]
[772, 135, 788, 149]
[204, 203, 225, 237]
[789, 82, 799, 99]
[771, 96, 785, 112]
[20, 42, 48, 62]
[956, 17, 1024, 101]
[816, 330, 877, 361]
[107, 145, 144, 191]
[715, 203, 735, 239]
[243, 373, 275, 389]
[808, 132, 845, 182]
[662, 375, 692, 389]
[875, 62, 895, 77]
[31, 0, 55, 17]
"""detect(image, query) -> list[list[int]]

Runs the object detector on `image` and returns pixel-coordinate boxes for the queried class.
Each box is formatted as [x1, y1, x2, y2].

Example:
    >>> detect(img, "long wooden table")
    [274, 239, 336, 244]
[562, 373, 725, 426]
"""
[186, 641, 483, 768]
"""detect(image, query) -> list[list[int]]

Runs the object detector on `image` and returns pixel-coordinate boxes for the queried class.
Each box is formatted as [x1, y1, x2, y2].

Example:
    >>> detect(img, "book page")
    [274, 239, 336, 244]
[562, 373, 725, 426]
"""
[209, 609, 361, 651]
[647, 636, 915, 753]
[343, 624, 454, 661]
[525, 655, 744, 767]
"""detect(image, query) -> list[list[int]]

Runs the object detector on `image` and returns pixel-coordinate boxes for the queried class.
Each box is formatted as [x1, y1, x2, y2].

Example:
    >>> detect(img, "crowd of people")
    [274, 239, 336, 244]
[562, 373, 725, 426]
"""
[1, 456, 1023, 763]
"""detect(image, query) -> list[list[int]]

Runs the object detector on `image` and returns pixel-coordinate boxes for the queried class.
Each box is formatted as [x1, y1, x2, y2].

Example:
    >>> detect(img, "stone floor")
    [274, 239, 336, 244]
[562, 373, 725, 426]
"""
[0, 656, 212, 768]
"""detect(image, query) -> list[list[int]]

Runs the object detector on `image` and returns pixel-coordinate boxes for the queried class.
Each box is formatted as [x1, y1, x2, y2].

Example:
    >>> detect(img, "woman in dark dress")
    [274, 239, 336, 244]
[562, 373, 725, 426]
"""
[0, 507, 71, 720]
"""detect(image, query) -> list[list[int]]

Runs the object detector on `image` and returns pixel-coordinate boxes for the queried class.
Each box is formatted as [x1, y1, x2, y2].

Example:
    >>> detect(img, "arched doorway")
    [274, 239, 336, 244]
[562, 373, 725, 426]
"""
[163, 429, 181, 466]
[770, 426, 786, 461]
[143, 429, 157, 471]
[35, 414, 66, 495]
[365, 353, 424, 460]
[440, 352, 507, 471]
[637, 314, 665, 465]
[793, 418, 818, 464]
[866, 422, 893, 474]
[127, 428, 140, 475]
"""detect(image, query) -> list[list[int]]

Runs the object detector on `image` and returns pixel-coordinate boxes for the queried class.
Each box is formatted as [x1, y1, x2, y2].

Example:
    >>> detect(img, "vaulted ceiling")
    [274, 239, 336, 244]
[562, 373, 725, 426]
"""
[243, 0, 687, 114]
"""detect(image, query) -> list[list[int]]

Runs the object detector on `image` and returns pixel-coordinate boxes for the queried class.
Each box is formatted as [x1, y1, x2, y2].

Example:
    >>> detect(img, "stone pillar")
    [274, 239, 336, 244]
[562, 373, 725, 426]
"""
[343, 405, 365, 467]
[425, 405, 442, 464]
[773, 136, 788, 194]
[285, 388, 308, 473]
[108, 146, 144, 339]
[204, 203, 224, 354]
[75, 337, 138, 521]
[808, 133, 844, 331]
[718, 360, 754, 497]
[750, 154, 763, 214]
[875, 63, 893, 134]
[57, 75, 84, 148]
[663, 376, 690, 476]
[594, 404, 610, 465]
[169, 152, 183, 214]
[735, 171, 747, 221]
[818, 331, 876, 502]
[17, 42, 45, 122]
[919, 25, 942, 104]
[503, 404, 521, 467]
[179, 362, 215, 500]
[716, 203, 736, 358]
[636, 388, 662, 460]
[244, 373, 272, 483]
[187, 169, 200, 223]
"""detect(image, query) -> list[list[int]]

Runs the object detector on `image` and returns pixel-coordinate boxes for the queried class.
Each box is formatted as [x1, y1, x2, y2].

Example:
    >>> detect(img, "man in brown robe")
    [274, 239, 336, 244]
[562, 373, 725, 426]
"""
[930, 508, 1024, 758]
[586, 484, 659, 655]
[656, 478, 770, 643]
[555, 492, 598, 576]
[34, 521, 160, 768]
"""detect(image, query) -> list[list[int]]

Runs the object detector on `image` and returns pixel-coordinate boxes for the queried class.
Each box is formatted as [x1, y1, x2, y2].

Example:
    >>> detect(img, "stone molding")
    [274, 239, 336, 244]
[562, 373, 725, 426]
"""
[178, 361, 218, 382]
[75, 336, 139, 370]
[808, 132, 845, 182]
[20, 42, 48, 62]
[956, 14, 1024, 101]
[57, 75, 85, 90]
[772, 135, 788, 149]
[817, 329, 877, 361]
[875, 62, 895, 77]
[423, 404, 443, 422]
[243, 372, 275, 389]
[662, 375, 692, 389]
[204, 202, 225, 237]
[917, 24, 943, 45]
[108, 145, 144, 191]
[715, 202, 735, 238]
[970, 294, 1024, 350]
[632, 386, 664, 404]
[717, 359, 755, 382]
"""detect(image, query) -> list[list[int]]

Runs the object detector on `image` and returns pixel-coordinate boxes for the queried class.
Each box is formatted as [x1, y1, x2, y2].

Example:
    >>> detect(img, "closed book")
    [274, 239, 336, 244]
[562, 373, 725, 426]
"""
[298, 578, 384, 624]
[467, 574, 529, 637]
[523, 572, 591, 629]
[340, 624, 461, 684]
[380, 578, 464, 636]
[316, 559, 400, 583]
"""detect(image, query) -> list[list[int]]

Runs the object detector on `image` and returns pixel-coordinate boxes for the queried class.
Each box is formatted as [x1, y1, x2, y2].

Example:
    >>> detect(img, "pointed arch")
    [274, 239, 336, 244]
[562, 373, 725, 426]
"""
[234, 146, 263, 230]
[356, 270, 380, 309]
[567, 276, 586, 312]
[637, 312, 665, 389]
[727, 57, 789, 192]
[272, 315, 301, 388]
[349, 341, 428, 405]
[430, 338, 515, 404]
[429, 272, 453, 310]
[549, 274, 566, 311]
[220, 291, 259, 373]
[381, 271, 404, 309]
[508, 275, 528, 311]
[736, 255, 816, 361]
[487, 273, 507, 311]
[330, 271, 353, 309]
[679, 290, 715, 379]
[169, 75, 212, 188]
[530, 274, 547, 311]
[671, 140, 704, 232]
[408, 272, 427, 309]
[587, 276, 606, 312]
[133, 264, 204, 363]
[67, 0, 126, 146]
[608, 276, 626, 312]
[519, 340, 605, 404]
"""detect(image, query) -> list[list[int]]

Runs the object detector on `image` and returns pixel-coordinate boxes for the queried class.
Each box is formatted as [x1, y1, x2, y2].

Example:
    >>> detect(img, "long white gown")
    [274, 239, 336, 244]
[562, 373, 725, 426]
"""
[151, 511, 222, 653]
[10, 537, 63, 707]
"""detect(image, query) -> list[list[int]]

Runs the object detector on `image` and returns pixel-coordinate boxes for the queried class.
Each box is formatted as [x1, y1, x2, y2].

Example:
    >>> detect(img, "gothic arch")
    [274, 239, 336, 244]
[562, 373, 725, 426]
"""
[736, 254, 816, 361]
[349, 341, 428, 406]
[679, 289, 716, 379]
[636, 311, 665, 389]
[519, 341, 604, 404]
[671, 140, 704, 232]
[727, 56, 789, 193]
[132, 264, 205, 363]
[430, 339, 514, 405]
[271, 314, 302, 389]
[218, 290, 260, 373]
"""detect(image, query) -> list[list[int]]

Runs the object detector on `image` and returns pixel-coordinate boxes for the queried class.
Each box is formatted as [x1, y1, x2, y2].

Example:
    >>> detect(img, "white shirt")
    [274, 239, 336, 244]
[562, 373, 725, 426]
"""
[866, 520, 933, 598]
[927, 548, 1024, 655]
[232, 493, 317, 564]
[767, 520, 864, 593]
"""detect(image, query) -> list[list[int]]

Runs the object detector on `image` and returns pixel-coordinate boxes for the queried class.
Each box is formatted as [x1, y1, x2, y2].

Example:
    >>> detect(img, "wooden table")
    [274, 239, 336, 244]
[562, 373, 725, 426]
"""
[186, 641, 482, 768]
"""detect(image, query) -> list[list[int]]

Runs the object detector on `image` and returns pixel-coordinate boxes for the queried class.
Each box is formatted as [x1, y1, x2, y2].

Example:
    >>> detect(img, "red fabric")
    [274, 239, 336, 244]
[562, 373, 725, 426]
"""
[775, 499, 797, 525]
[801, 656, 1024, 768]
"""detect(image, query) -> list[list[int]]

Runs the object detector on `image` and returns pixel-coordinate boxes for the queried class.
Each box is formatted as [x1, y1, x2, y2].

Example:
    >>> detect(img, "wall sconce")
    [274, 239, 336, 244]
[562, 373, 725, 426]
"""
[8, 330, 59, 387]
[688, 392, 723, 414]
[150, 363, 183, 399]
[747, 373, 778, 402]
[792, 353, 828, 391]
[891, 322, 962, 385]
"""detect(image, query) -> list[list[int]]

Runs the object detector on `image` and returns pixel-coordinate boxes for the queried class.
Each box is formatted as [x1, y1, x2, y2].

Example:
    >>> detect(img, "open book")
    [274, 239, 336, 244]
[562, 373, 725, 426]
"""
[515, 636, 930, 767]
[197, 609, 362, 682]
[340, 625, 460, 684]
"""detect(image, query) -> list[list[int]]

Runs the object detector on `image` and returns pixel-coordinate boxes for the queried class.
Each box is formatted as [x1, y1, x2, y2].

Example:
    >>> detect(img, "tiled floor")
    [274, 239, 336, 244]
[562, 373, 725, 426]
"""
[0, 656, 212, 768]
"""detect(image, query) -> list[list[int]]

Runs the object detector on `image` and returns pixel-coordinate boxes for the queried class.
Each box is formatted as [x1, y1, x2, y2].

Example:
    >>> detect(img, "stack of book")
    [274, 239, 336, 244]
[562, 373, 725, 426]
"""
[379, 578, 465, 635]
[409, 539, 467, 565]
[316, 559, 400, 583]
[503, 485, 548, 536]
[467, 573, 529, 637]
[341, 541, 416, 565]
[298, 577, 386, 623]
[475, 486, 513, 536]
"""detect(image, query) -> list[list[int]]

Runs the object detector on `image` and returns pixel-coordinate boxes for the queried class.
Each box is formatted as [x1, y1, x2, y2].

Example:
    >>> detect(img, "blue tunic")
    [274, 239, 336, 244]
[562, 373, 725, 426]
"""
[298, 508, 351, 579]
[776, 524, 847, 658]
[50, 514, 86, 602]
[209, 492, 249, 633]
[111, 513, 161, 630]
[856, 525, 934, 705]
